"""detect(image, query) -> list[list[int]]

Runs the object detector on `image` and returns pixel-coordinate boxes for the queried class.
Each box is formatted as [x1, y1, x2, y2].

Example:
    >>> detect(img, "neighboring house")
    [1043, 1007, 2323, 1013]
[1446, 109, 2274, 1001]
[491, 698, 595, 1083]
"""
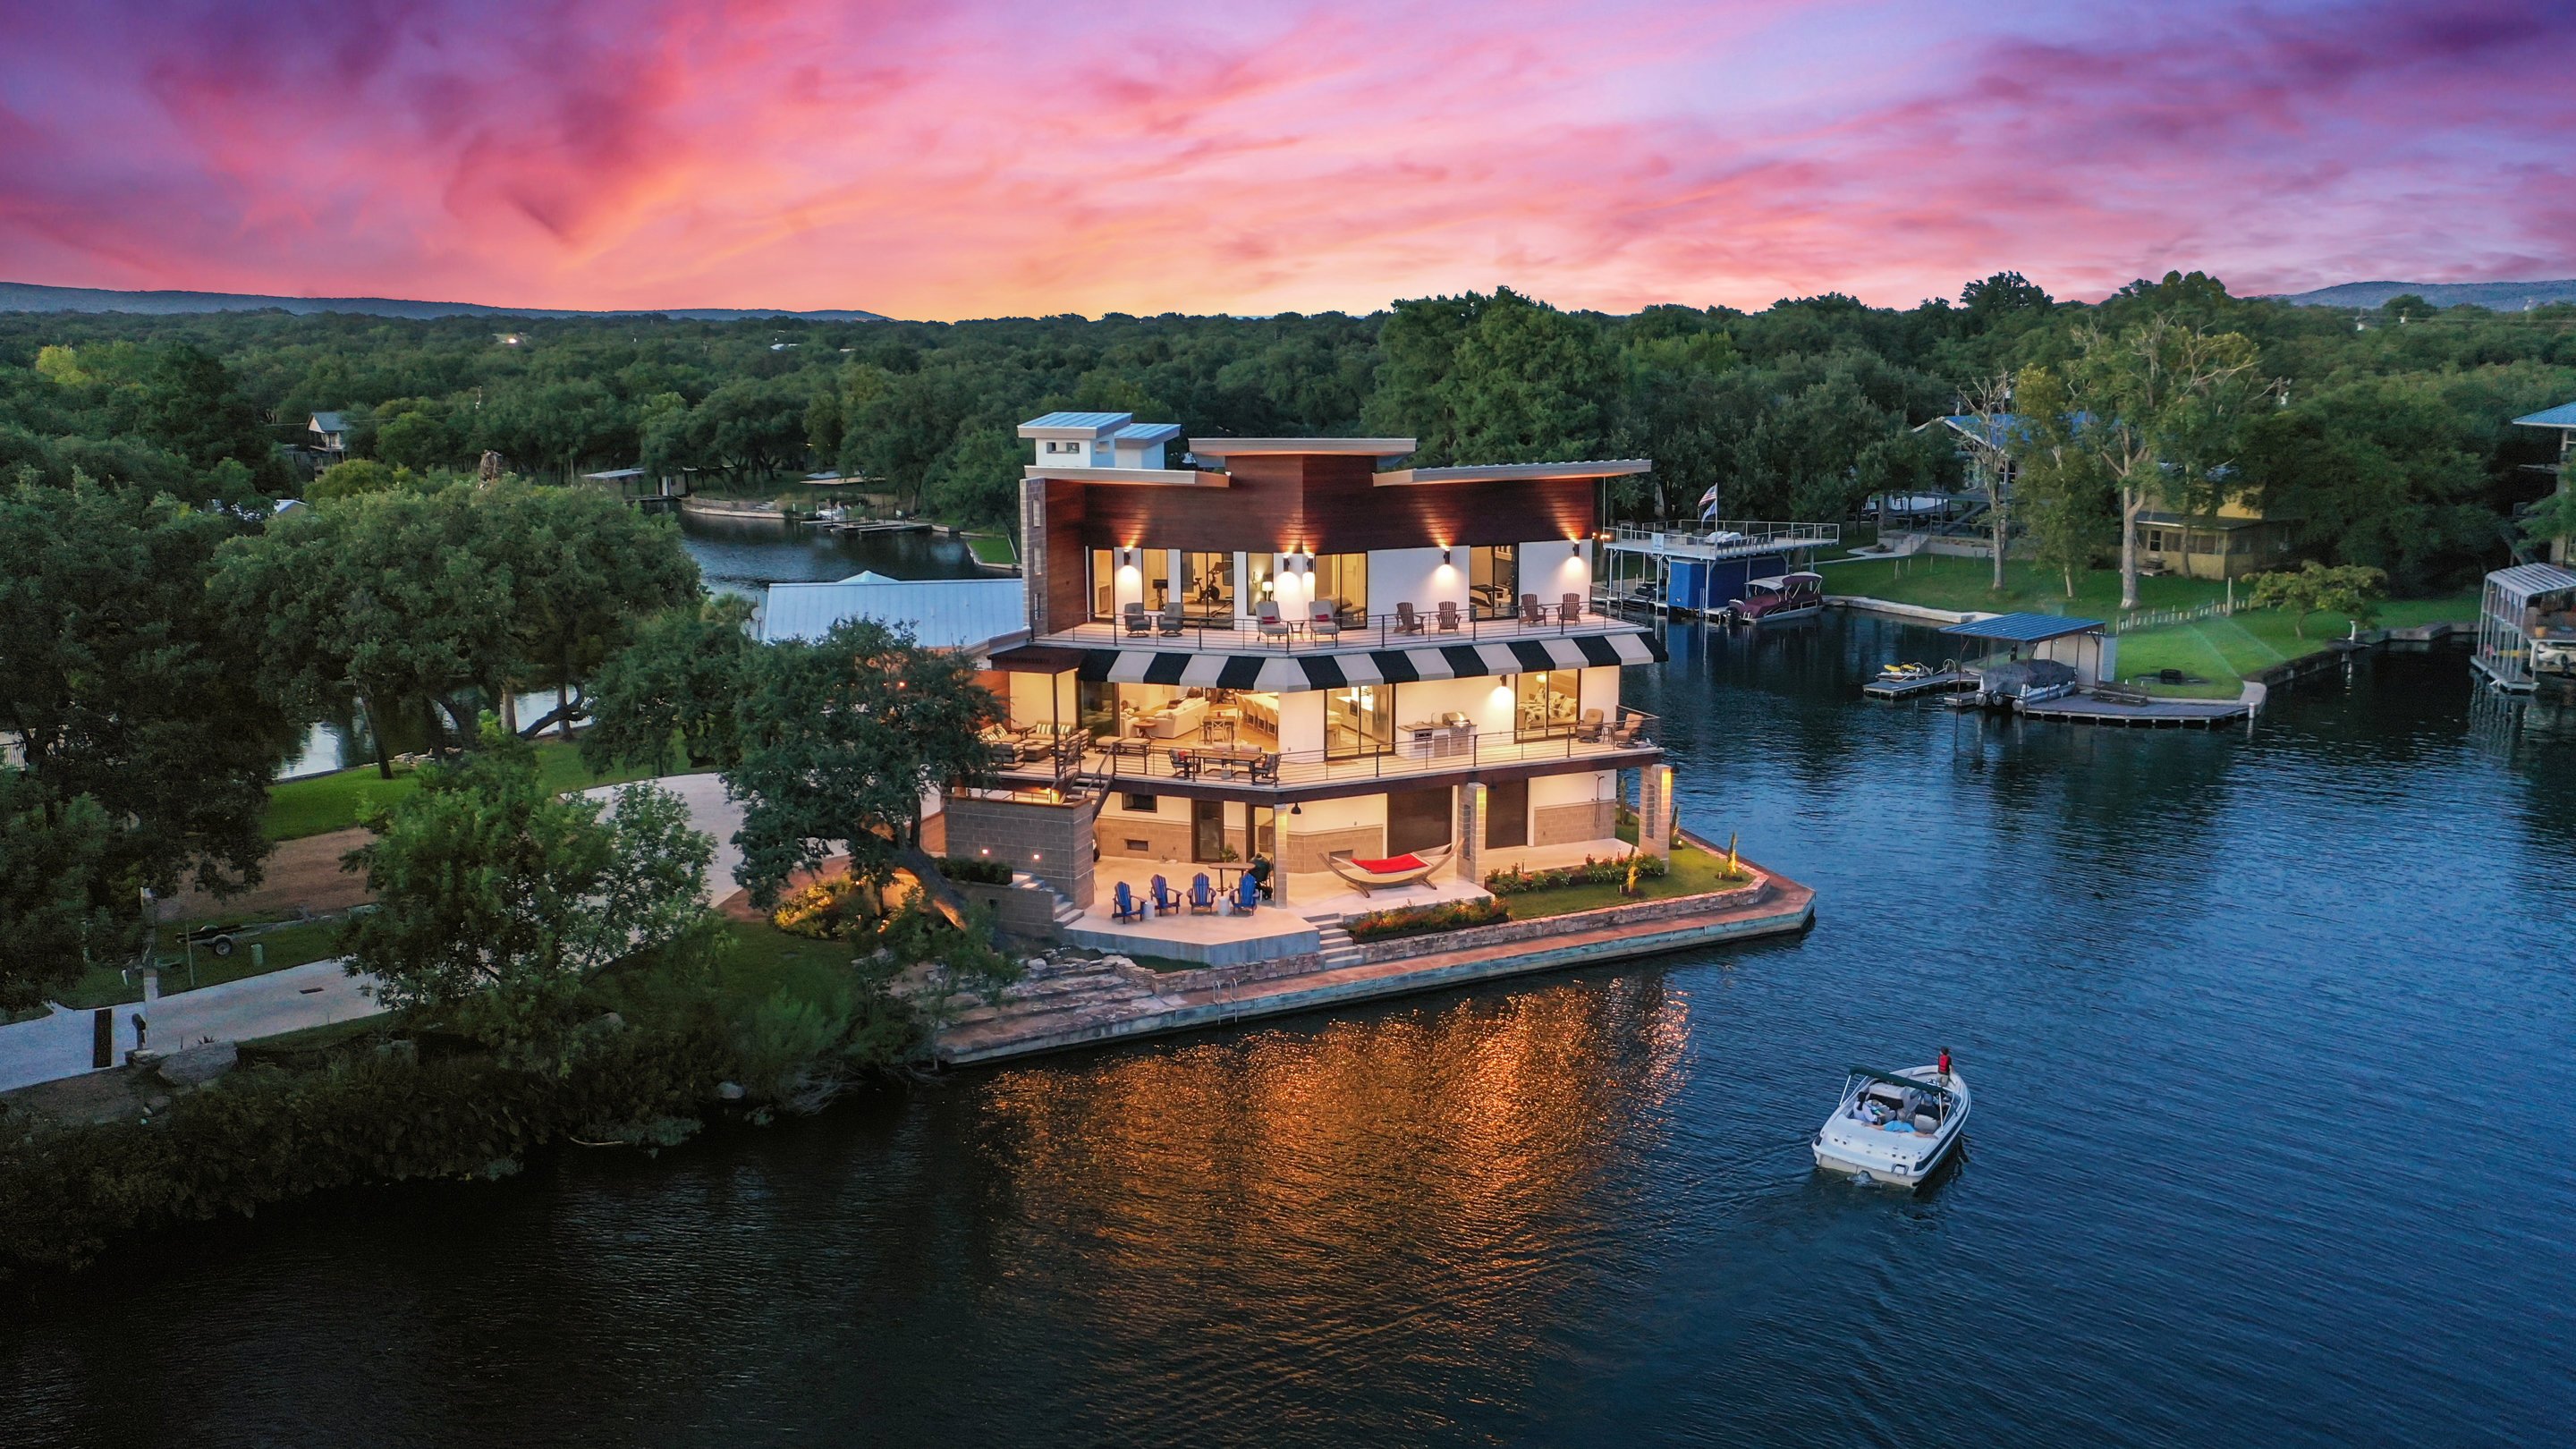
[308, 411, 350, 459]
[2133, 501, 2298, 580]
[2512, 399, 2576, 565]
[580, 465, 693, 511]
[945, 412, 1669, 923]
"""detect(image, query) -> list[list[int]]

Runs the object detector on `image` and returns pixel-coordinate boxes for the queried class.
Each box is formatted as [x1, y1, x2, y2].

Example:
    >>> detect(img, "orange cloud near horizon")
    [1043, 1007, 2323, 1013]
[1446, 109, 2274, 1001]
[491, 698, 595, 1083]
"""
[0, 0, 2568, 319]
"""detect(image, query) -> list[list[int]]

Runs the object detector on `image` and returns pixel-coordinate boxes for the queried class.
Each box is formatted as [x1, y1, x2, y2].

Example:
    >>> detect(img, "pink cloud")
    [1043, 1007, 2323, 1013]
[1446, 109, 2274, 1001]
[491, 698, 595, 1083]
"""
[0, 0, 2567, 316]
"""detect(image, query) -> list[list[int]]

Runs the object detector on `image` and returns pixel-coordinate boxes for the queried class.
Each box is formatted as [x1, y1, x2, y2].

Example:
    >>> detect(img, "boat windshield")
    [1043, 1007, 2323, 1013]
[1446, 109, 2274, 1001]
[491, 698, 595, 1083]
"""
[1839, 1067, 1956, 1131]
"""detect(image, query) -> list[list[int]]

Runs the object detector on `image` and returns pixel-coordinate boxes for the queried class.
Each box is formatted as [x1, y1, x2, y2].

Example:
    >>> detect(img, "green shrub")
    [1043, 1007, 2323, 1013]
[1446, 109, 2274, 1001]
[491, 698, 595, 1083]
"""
[937, 855, 1014, 886]
[1484, 852, 1665, 895]
[1345, 896, 1510, 942]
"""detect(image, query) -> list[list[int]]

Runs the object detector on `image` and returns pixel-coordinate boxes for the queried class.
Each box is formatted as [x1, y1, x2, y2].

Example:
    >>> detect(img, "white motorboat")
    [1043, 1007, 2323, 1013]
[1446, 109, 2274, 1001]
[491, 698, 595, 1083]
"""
[1813, 1063, 1969, 1187]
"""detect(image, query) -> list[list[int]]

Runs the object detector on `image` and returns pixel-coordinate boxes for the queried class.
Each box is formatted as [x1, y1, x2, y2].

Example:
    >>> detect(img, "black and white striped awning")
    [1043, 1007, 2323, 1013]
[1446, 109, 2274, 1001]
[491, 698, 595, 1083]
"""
[997, 631, 1666, 689]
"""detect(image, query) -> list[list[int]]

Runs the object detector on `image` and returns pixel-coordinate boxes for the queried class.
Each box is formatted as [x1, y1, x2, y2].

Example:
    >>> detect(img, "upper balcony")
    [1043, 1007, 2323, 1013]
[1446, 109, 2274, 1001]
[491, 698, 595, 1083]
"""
[979, 709, 1663, 798]
[1042, 600, 1652, 657]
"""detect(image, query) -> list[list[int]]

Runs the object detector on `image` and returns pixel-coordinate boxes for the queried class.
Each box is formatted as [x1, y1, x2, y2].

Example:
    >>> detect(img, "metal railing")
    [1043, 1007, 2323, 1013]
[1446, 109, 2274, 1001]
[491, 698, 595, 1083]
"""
[992, 710, 1661, 790]
[1602, 521, 1843, 556]
[1050, 602, 1640, 654]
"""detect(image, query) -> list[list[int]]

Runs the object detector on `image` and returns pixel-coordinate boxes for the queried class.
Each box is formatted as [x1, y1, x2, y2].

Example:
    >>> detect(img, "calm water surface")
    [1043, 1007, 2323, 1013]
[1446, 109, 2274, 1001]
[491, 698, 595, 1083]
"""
[10, 614, 2572, 1447]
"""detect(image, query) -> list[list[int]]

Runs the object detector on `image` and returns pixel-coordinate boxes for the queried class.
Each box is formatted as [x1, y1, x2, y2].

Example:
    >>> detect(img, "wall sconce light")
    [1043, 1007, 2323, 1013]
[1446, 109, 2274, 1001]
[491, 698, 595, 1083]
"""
[1441, 547, 1453, 565]
[1117, 546, 1140, 569]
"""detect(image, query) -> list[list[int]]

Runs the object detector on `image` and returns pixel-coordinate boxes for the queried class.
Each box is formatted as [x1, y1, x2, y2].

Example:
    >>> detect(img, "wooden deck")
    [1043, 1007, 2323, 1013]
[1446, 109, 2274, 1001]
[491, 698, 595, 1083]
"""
[2013, 693, 2251, 727]
[1861, 670, 1978, 699]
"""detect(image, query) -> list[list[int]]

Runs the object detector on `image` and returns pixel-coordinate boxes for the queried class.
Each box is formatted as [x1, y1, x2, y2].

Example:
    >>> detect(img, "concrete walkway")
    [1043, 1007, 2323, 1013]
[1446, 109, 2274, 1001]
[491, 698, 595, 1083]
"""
[582, 771, 741, 905]
[0, 959, 386, 1093]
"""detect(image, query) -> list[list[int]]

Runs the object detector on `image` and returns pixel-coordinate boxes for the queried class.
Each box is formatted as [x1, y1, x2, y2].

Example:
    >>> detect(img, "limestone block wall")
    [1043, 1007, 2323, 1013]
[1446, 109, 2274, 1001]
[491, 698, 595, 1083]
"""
[1533, 800, 1616, 846]
[944, 793, 1096, 908]
[1284, 824, 1382, 871]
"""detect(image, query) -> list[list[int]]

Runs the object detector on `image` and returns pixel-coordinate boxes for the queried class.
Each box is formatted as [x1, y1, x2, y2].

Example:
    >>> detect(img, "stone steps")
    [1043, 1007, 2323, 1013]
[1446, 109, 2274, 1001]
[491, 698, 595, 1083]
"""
[1312, 923, 1365, 970]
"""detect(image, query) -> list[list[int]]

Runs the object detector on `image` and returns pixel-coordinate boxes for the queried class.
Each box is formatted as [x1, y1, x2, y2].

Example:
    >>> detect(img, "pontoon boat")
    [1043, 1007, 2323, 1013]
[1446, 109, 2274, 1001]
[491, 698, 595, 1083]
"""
[1727, 571, 1824, 625]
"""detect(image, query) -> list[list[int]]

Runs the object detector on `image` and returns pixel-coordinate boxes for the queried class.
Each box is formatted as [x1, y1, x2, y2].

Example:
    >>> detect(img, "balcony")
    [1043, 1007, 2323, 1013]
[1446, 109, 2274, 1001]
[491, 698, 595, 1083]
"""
[984, 710, 1660, 795]
[1048, 603, 1648, 656]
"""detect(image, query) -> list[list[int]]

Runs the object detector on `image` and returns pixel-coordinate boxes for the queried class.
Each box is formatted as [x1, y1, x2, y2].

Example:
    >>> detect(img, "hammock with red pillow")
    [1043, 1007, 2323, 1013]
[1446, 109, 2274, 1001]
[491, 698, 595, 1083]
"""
[1346, 852, 1428, 874]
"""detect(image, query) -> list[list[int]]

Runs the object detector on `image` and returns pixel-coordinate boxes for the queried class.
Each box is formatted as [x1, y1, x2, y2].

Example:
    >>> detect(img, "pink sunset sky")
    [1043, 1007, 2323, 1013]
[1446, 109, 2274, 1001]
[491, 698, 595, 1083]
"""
[1, 0, 2569, 318]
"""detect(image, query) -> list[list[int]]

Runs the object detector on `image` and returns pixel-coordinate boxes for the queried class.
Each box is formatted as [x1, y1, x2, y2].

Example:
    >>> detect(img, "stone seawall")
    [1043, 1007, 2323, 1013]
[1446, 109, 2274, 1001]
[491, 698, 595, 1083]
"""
[1349, 876, 1769, 965]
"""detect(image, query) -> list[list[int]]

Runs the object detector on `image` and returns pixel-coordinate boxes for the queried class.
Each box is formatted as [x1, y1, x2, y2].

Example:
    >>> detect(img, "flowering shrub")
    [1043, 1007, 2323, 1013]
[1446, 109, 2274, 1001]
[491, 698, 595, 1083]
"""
[1484, 852, 1667, 895]
[771, 877, 875, 939]
[1344, 896, 1510, 942]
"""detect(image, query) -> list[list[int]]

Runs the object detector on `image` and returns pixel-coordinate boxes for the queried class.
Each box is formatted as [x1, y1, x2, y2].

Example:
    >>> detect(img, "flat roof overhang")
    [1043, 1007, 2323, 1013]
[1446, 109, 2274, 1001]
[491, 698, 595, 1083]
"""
[994, 746, 1664, 807]
[1939, 612, 2106, 644]
[1375, 460, 1652, 487]
[998, 630, 1665, 685]
[1186, 437, 1418, 457]
[1023, 465, 1223, 487]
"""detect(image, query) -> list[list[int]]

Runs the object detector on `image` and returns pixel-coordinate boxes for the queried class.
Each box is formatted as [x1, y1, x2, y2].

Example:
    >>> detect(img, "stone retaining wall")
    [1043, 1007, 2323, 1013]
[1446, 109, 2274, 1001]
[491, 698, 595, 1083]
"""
[961, 879, 1064, 941]
[1107, 951, 1328, 995]
[1349, 875, 1769, 964]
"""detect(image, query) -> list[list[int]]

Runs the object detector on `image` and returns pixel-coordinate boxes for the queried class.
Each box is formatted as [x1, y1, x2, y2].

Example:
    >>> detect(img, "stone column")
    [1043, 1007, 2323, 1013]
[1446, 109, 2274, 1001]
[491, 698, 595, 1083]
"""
[1458, 782, 1486, 888]
[1640, 764, 1674, 860]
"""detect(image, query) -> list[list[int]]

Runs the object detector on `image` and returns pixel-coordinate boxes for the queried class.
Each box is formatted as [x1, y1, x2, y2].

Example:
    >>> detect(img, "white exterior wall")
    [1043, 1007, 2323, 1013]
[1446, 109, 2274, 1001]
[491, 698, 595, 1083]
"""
[1005, 670, 1074, 729]
[1519, 538, 1592, 608]
[1528, 768, 1614, 810]
[1276, 689, 1326, 755]
[1286, 792, 1385, 835]
[1368, 547, 1469, 622]
[1578, 665, 1622, 720]
[1110, 440, 1168, 469]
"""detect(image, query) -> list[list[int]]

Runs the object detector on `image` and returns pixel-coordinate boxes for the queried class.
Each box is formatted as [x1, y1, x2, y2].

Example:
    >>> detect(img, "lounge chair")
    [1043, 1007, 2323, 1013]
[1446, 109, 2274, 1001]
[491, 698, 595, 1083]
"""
[1226, 873, 1261, 914]
[1436, 600, 1462, 633]
[1610, 712, 1645, 746]
[1110, 881, 1147, 922]
[1158, 601, 1186, 636]
[1148, 874, 1182, 915]
[1122, 602, 1151, 637]
[1257, 599, 1292, 644]
[1394, 602, 1426, 635]
[1322, 843, 1453, 895]
[1562, 592, 1584, 622]
[1575, 708, 1607, 741]
[1309, 604, 1341, 640]
[1519, 593, 1546, 625]
[1188, 874, 1217, 914]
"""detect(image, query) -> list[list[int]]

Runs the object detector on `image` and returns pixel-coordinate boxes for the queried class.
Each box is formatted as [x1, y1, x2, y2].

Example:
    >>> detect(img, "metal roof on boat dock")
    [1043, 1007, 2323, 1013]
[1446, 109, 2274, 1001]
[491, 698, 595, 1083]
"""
[1938, 613, 2106, 643]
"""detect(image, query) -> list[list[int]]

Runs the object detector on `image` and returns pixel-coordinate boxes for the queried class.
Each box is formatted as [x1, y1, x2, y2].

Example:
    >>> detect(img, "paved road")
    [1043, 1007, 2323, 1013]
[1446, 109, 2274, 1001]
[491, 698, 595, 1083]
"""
[0, 960, 386, 1093]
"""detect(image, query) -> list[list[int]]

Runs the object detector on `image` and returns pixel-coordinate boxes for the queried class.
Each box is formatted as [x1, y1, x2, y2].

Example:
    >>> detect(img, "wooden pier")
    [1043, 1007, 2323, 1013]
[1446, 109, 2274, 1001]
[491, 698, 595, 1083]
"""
[1861, 670, 1977, 699]
[2012, 693, 2251, 727]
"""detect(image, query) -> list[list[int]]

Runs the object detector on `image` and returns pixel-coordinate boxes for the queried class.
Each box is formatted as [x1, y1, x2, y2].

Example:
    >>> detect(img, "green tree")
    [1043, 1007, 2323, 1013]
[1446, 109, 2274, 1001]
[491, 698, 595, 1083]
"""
[0, 775, 124, 1012]
[2245, 561, 2389, 639]
[2017, 317, 2272, 608]
[308, 458, 404, 501]
[0, 476, 299, 1004]
[2008, 365, 2120, 597]
[478, 482, 701, 736]
[1366, 289, 1617, 464]
[583, 597, 758, 775]
[342, 720, 713, 1050]
[725, 620, 999, 910]
[2518, 481, 2576, 560]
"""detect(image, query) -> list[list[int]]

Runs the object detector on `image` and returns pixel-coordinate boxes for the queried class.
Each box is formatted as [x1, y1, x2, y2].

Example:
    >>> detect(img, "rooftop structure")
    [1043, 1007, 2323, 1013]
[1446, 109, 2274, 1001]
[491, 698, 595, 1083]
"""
[759, 574, 1029, 652]
[2471, 562, 2576, 692]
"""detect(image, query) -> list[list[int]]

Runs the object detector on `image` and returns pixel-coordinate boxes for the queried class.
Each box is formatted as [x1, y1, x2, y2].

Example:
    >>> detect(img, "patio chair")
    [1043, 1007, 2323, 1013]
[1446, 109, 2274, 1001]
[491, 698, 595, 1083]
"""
[1519, 593, 1546, 625]
[1257, 599, 1292, 644]
[1562, 592, 1584, 622]
[1158, 601, 1186, 637]
[1148, 875, 1182, 915]
[1575, 708, 1607, 741]
[1436, 600, 1462, 633]
[1188, 874, 1217, 914]
[1610, 711, 1645, 746]
[1226, 873, 1261, 915]
[1249, 750, 1280, 784]
[1170, 748, 1202, 780]
[1394, 602, 1426, 635]
[1110, 881, 1147, 923]
[1309, 604, 1341, 640]
[1122, 602, 1151, 637]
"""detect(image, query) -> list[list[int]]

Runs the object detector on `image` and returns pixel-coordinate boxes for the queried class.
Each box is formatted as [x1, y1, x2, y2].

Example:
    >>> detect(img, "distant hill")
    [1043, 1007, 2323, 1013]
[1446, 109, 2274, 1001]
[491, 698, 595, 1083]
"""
[2270, 279, 2576, 310]
[0, 281, 888, 323]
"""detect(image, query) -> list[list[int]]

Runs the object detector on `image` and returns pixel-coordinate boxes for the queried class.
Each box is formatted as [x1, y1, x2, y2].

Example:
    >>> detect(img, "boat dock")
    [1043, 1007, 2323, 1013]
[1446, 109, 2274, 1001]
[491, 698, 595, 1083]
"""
[2012, 694, 2252, 727]
[1861, 670, 1977, 699]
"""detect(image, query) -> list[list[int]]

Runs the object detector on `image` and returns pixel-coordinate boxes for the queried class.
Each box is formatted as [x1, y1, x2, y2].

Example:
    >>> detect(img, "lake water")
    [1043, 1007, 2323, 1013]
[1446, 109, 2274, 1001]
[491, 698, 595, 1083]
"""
[279, 514, 986, 776]
[11, 615, 2572, 1447]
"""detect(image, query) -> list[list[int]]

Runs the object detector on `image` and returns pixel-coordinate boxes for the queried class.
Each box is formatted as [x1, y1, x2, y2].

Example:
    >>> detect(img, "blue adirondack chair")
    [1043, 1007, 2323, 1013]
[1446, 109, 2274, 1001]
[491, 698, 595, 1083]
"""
[1227, 873, 1260, 914]
[1111, 881, 1146, 922]
[1148, 875, 1181, 915]
[1188, 873, 1217, 914]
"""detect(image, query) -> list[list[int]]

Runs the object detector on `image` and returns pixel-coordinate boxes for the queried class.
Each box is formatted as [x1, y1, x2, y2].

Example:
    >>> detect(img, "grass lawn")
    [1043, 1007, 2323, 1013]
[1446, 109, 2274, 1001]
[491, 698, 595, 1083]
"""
[1823, 554, 2475, 694]
[265, 739, 668, 841]
[56, 916, 353, 1009]
[705, 919, 867, 1013]
[1498, 844, 1751, 921]
[967, 534, 1017, 566]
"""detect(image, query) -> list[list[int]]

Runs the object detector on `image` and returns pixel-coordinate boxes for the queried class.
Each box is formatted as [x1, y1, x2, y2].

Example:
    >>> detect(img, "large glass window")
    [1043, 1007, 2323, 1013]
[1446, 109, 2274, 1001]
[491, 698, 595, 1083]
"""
[1513, 669, 1580, 740]
[1311, 553, 1368, 622]
[1090, 547, 1174, 619]
[1325, 682, 1394, 759]
[1180, 551, 1234, 619]
[1142, 550, 1172, 611]
[1470, 545, 1518, 619]
[1091, 547, 1115, 620]
[1078, 679, 1117, 738]
[1248, 555, 1277, 617]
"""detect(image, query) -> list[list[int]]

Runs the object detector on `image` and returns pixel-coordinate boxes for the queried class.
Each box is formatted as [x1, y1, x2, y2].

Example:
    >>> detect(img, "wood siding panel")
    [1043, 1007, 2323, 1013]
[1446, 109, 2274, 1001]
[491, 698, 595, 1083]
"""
[1071, 454, 1601, 557]
[1041, 479, 1089, 635]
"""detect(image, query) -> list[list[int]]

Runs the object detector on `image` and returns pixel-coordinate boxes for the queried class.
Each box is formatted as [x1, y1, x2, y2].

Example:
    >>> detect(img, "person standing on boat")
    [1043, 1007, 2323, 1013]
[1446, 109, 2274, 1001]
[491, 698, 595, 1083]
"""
[1938, 1047, 1952, 1084]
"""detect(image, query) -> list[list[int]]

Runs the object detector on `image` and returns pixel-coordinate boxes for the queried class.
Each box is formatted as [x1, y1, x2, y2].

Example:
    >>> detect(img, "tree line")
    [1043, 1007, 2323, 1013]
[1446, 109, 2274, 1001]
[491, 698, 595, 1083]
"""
[4, 271, 2568, 590]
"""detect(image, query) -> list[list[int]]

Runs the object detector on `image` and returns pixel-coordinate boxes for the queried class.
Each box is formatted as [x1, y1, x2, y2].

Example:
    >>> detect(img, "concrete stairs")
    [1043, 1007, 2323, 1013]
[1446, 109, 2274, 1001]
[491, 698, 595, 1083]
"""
[1305, 915, 1366, 970]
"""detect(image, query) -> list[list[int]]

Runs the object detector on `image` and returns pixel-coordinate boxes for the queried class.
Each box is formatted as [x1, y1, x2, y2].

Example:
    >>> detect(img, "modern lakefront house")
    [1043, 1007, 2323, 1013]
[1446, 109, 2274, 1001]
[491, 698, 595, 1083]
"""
[933, 412, 1750, 978]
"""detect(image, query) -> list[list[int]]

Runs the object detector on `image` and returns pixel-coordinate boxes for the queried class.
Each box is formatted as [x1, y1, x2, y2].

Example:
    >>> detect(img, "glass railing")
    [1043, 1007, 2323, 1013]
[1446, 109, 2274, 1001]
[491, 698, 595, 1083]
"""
[984, 710, 1660, 789]
[1055, 602, 1639, 653]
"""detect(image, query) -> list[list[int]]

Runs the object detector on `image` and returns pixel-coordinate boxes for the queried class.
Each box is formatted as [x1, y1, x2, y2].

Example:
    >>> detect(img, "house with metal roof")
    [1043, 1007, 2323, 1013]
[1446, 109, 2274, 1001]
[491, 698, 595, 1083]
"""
[308, 411, 350, 458]
[2512, 400, 2576, 566]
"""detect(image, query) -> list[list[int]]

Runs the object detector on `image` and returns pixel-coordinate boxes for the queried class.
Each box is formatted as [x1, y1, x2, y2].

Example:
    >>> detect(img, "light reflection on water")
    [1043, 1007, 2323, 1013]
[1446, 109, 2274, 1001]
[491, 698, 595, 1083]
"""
[7, 618, 2571, 1448]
